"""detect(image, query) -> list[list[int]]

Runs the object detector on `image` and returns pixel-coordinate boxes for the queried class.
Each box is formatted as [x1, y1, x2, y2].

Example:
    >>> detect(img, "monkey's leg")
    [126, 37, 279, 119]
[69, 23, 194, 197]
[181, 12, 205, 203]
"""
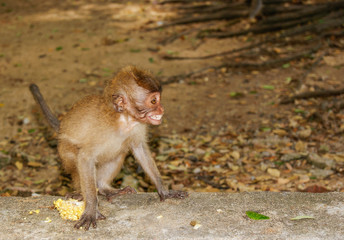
[74, 154, 105, 230]
[131, 143, 188, 201]
[96, 154, 137, 201]
[59, 141, 84, 200]
[65, 171, 83, 201]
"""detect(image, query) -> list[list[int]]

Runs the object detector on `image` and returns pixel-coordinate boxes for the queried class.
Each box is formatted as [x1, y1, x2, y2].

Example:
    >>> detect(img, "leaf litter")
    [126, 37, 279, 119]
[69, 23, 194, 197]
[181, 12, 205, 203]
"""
[1, 95, 344, 197]
[0, 0, 343, 198]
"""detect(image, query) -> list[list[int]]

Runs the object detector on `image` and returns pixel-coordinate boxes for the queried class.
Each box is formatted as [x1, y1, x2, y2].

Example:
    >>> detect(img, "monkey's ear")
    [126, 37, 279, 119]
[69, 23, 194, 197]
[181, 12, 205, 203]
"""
[112, 94, 126, 113]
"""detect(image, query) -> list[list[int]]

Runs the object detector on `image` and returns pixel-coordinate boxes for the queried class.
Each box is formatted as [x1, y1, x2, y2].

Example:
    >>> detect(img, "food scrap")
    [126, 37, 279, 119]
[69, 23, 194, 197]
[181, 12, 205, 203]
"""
[29, 209, 40, 215]
[190, 220, 202, 229]
[54, 198, 85, 221]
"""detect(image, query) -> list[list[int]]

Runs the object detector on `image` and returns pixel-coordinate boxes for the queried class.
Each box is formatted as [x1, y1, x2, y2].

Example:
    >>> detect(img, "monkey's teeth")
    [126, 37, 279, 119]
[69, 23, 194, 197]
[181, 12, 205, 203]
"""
[150, 115, 162, 120]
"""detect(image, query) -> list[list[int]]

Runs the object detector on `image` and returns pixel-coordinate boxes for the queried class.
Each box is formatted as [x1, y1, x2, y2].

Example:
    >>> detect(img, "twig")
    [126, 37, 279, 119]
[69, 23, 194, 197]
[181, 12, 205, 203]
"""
[162, 42, 321, 85]
[158, 23, 213, 45]
[220, 42, 321, 69]
[280, 88, 344, 104]
[147, 9, 247, 30]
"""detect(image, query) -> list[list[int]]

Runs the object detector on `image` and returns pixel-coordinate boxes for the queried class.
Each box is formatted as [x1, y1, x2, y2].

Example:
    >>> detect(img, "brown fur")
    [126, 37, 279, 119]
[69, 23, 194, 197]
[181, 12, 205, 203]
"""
[30, 66, 188, 231]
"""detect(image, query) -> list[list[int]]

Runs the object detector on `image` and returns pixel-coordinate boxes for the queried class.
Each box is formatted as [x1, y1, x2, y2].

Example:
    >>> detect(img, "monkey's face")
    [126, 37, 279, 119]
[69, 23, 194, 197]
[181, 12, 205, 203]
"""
[144, 92, 164, 125]
[133, 91, 164, 125]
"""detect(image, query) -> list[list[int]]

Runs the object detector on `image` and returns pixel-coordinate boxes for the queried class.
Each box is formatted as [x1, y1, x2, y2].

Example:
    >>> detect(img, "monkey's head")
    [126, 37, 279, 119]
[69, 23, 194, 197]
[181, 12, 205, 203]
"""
[105, 66, 164, 125]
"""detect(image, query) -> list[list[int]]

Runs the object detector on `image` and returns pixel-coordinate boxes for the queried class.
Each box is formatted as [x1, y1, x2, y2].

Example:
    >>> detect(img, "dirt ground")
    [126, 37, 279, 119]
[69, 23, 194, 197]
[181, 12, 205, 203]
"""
[0, 0, 344, 196]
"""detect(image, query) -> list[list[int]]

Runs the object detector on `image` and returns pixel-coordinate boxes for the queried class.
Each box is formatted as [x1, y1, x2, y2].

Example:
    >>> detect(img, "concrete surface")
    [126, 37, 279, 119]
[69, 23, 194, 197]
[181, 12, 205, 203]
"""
[1, 192, 344, 240]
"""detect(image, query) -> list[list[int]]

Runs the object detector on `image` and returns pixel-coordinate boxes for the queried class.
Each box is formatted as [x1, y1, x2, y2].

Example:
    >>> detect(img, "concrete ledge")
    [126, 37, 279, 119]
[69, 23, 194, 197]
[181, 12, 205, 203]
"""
[1, 192, 344, 239]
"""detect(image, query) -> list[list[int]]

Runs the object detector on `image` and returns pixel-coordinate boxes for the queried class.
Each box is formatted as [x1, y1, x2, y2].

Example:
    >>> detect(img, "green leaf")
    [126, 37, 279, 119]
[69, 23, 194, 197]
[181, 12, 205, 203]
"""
[149, 57, 154, 63]
[156, 155, 168, 161]
[246, 211, 270, 220]
[229, 92, 244, 98]
[79, 78, 87, 83]
[290, 215, 314, 220]
[102, 68, 112, 72]
[294, 109, 305, 113]
[34, 179, 46, 184]
[282, 63, 290, 69]
[262, 85, 274, 90]
[28, 129, 36, 133]
[261, 127, 271, 132]
[55, 46, 63, 51]
[286, 77, 292, 84]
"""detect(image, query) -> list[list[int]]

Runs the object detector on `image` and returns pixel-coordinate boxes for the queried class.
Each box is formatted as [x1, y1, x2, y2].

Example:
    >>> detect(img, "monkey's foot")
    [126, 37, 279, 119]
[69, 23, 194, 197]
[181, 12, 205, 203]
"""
[105, 186, 137, 201]
[65, 192, 83, 201]
[74, 210, 106, 231]
[160, 190, 189, 201]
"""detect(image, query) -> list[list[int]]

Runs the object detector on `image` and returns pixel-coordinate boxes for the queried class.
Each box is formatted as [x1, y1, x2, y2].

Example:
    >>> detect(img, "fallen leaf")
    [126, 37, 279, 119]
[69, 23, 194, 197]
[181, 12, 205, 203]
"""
[230, 151, 240, 160]
[15, 161, 23, 170]
[246, 211, 270, 220]
[273, 129, 288, 136]
[290, 215, 314, 220]
[277, 178, 290, 184]
[262, 85, 275, 90]
[27, 161, 43, 168]
[301, 185, 329, 193]
[267, 168, 280, 177]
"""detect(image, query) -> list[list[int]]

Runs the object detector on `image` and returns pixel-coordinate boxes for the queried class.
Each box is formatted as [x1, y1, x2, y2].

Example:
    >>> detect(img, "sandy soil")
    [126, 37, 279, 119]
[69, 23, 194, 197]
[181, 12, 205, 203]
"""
[1, 0, 343, 141]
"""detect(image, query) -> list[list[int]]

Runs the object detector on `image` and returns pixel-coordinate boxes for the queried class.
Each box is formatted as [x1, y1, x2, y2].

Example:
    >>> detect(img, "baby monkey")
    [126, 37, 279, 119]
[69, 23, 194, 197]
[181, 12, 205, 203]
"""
[29, 66, 188, 230]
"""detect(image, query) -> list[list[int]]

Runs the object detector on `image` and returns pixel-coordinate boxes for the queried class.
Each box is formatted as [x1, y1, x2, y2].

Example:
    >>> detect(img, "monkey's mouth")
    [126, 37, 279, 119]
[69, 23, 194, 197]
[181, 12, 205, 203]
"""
[149, 115, 162, 121]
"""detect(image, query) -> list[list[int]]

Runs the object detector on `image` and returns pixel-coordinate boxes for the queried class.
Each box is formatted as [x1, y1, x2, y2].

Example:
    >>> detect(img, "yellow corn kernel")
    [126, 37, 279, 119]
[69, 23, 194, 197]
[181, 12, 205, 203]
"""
[54, 199, 85, 221]
[29, 209, 40, 215]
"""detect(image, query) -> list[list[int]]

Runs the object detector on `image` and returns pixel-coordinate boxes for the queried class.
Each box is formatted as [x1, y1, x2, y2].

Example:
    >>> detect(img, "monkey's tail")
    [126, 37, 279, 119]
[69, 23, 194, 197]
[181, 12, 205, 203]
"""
[29, 84, 60, 132]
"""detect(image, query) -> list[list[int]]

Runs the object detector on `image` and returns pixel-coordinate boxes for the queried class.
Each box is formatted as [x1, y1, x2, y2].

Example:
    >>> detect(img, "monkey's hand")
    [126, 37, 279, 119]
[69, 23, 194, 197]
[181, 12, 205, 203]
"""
[74, 210, 106, 230]
[159, 190, 188, 201]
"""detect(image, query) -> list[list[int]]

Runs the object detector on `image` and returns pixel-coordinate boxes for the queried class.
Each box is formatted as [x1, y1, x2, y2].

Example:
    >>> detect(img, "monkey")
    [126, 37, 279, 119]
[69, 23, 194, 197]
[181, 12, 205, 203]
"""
[29, 66, 188, 230]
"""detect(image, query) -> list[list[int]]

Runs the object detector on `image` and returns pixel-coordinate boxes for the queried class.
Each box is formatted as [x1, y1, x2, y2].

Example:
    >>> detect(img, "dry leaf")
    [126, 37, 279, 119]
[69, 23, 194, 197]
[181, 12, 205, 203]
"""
[15, 161, 23, 170]
[267, 168, 280, 178]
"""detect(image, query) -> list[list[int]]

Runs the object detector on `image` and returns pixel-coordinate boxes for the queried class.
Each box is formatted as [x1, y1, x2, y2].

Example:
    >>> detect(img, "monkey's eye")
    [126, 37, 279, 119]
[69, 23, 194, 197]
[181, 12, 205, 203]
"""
[151, 98, 157, 104]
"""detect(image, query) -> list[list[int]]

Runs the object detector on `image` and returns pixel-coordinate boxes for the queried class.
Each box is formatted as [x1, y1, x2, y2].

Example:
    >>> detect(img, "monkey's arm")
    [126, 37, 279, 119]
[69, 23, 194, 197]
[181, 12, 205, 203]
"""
[131, 142, 188, 201]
